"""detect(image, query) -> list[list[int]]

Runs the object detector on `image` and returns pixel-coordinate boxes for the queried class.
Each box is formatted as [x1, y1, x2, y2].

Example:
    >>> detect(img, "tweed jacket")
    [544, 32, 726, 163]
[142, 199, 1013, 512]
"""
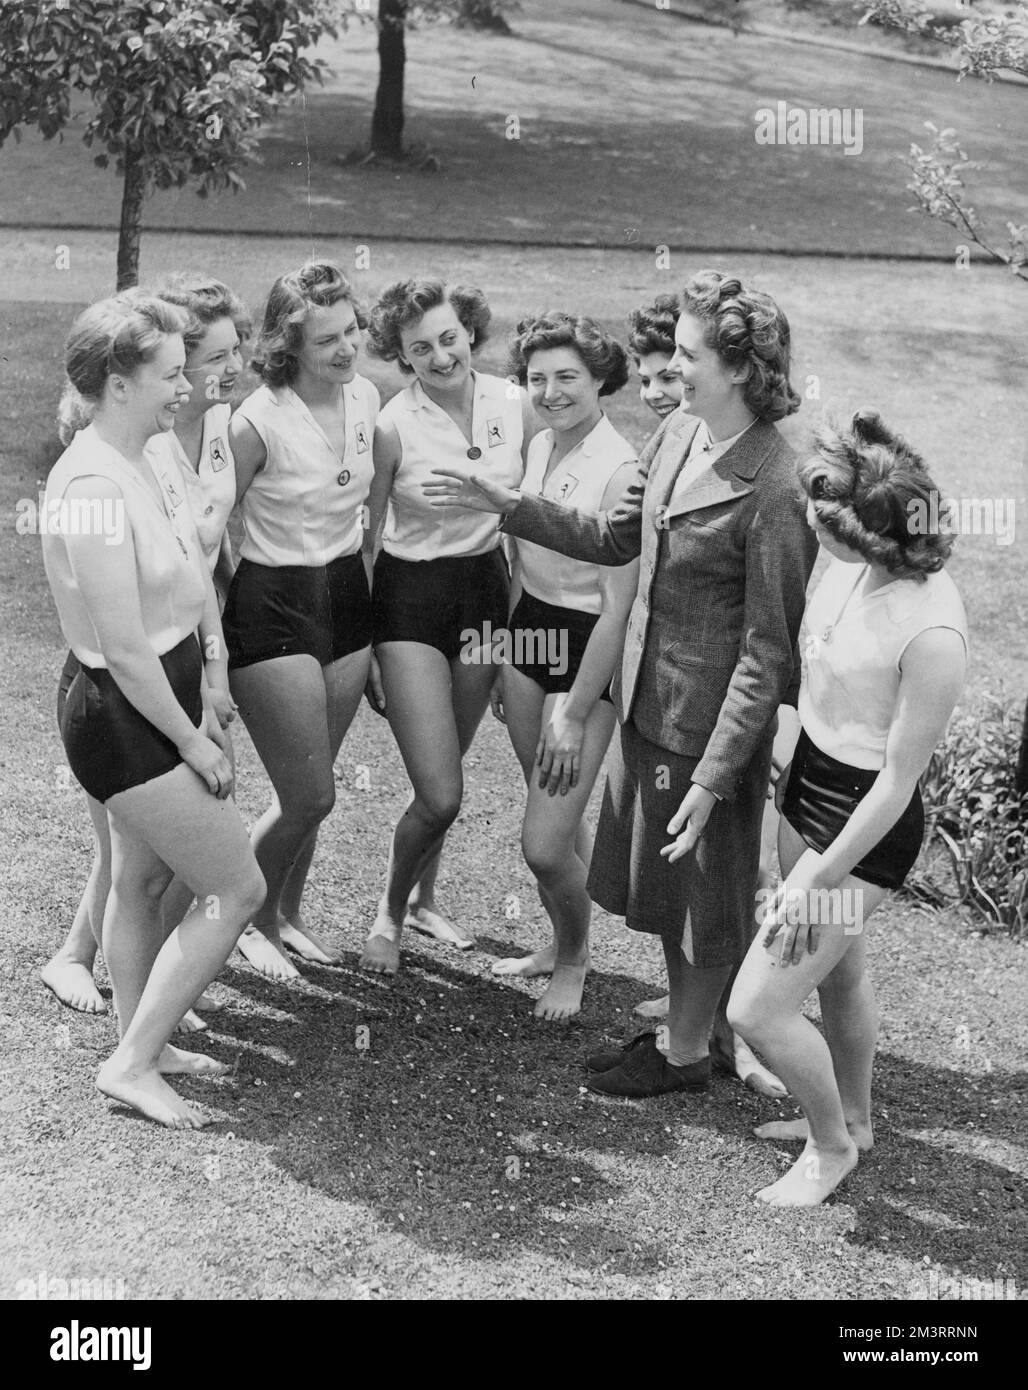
[501, 410, 819, 800]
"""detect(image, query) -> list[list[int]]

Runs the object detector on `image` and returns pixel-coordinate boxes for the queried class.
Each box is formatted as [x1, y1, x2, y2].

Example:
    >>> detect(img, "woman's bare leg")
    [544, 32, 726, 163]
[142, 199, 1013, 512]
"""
[727, 818, 887, 1206]
[229, 653, 354, 980]
[276, 646, 371, 961]
[361, 642, 494, 975]
[97, 766, 264, 1129]
[41, 793, 111, 1014]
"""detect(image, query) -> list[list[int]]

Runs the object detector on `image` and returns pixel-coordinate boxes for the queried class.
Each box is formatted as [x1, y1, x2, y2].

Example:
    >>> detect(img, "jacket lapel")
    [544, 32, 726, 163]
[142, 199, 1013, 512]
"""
[664, 418, 778, 518]
[652, 414, 702, 513]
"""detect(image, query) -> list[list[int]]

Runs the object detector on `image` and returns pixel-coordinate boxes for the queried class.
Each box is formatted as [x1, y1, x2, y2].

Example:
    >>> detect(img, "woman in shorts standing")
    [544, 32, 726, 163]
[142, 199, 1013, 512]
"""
[41, 276, 249, 1031]
[225, 261, 379, 981]
[489, 312, 638, 1020]
[360, 278, 536, 976]
[42, 291, 264, 1128]
[728, 412, 967, 1206]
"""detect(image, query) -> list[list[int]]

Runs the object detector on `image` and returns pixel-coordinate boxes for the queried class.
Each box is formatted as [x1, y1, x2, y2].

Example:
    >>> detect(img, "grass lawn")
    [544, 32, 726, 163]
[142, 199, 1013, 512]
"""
[1, 234, 1026, 1298]
[0, 0, 1026, 257]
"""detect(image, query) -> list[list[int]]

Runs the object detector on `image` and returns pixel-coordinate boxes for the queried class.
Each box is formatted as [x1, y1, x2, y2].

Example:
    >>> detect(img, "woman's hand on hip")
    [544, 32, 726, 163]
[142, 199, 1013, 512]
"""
[661, 783, 718, 864]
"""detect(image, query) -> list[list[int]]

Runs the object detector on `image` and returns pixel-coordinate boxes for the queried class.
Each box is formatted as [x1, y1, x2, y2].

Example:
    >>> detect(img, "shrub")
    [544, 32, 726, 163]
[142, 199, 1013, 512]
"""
[908, 695, 1028, 936]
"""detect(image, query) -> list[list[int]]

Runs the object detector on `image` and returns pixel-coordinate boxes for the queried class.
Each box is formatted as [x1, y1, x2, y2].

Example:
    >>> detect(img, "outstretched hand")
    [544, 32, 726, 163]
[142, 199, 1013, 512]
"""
[423, 468, 518, 515]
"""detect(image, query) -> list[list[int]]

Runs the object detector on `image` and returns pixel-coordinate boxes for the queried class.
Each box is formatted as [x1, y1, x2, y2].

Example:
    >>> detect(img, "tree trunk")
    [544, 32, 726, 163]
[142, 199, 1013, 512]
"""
[1017, 696, 1028, 798]
[116, 152, 146, 291]
[371, 0, 406, 159]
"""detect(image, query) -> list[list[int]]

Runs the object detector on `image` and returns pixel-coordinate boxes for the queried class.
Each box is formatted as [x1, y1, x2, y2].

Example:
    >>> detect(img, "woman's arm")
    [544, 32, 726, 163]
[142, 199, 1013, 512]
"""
[212, 529, 236, 607]
[797, 627, 965, 887]
[62, 478, 230, 794]
[536, 559, 638, 794]
[198, 567, 236, 729]
[363, 420, 400, 580]
[362, 421, 401, 717]
[423, 416, 675, 567]
[228, 414, 267, 505]
[691, 473, 820, 799]
[767, 626, 967, 961]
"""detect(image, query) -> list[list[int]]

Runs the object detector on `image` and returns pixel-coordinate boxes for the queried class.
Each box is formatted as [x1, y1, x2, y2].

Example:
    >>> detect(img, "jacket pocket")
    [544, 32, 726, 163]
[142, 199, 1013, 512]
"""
[660, 642, 739, 738]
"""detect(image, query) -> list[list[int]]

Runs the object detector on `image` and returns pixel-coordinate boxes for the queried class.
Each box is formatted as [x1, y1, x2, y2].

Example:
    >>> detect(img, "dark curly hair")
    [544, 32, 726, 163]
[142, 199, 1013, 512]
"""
[799, 410, 954, 580]
[680, 269, 800, 422]
[626, 294, 679, 360]
[151, 273, 251, 356]
[367, 279, 491, 372]
[251, 261, 365, 388]
[505, 311, 629, 397]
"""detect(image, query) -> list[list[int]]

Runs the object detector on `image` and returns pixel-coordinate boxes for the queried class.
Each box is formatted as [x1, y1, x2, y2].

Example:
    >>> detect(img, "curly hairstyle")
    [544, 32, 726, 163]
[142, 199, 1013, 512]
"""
[151, 273, 251, 356]
[680, 269, 800, 421]
[505, 311, 629, 396]
[626, 294, 679, 361]
[367, 279, 491, 371]
[250, 261, 365, 388]
[798, 410, 954, 580]
[58, 291, 188, 445]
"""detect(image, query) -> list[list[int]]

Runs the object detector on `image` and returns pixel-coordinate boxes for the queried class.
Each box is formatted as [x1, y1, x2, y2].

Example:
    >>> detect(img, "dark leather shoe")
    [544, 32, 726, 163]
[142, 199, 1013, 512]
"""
[587, 1042, 711, 1098]
[585, 1031, 659, 1074]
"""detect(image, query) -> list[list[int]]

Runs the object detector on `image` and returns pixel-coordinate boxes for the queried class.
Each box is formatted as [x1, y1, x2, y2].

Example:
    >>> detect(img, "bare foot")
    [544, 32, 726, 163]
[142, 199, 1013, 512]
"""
[237, 927, 301, 982]
[158, 1044, 229, 1076]
[174, 1008, 208, 1035]
[194, 991, 221, 1012]
[96, 1061, 207, 1129]
[756, 1139, 859, 1207]
[754, 1116, 874, 1152]
[404, 905, 474, 950]
[633, 994, 669, 1019]
[40, 960, 108, 1014]
[280, 918, 341, 964]
[492, 945, 556, 978]
[360, 925, 400, 976]
[534, 962, 588, 1021]
[733, 1036, 788, 1099]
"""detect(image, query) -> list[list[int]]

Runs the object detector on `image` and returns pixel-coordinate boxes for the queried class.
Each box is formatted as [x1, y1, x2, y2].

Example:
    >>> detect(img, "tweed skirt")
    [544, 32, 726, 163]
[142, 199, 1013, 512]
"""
[587, 720, 772, 967]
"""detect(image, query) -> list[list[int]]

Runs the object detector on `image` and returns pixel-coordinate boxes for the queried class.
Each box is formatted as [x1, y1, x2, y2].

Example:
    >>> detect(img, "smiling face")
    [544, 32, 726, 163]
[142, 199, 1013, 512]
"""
[636, 351, 685, 420]
[399, 303, 474, 393]
[116, 334, 191, 436]
[526, 345, 603, 436]
[667, 311, 745, 424]
[184, 315, 243, 409]
[295, 298, 361, 386]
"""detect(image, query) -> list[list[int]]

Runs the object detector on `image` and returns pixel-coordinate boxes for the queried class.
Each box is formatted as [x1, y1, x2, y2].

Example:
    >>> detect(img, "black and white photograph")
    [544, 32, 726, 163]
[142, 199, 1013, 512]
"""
[1, 0, 1025, 1330]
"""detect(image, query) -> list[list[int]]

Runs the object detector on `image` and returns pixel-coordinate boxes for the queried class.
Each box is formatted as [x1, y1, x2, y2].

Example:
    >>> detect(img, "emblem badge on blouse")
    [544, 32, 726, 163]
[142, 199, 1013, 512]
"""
[487, 418, 505, 446]
[354, 423, 369, 453]
[209, 438, 229, 471]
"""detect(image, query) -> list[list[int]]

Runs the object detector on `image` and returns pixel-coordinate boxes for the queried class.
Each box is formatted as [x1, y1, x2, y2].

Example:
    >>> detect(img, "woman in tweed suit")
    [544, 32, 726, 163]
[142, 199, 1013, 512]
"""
[426, 271, 818, 1097]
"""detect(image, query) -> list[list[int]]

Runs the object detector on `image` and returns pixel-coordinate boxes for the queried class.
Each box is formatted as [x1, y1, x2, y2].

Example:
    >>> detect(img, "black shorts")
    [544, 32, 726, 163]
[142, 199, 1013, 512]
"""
[372, 548, 509, 661]
[59, 634, 204, 804]
[507, 589, 613, 703]
[223, 552, 372, 671]
[781, 729, 925, 890]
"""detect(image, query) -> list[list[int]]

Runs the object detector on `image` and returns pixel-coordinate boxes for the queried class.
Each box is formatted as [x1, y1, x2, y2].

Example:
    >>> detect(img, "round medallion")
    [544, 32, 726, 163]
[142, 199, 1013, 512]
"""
[337, 470, 351, 487]
[466, 446, 482, 461]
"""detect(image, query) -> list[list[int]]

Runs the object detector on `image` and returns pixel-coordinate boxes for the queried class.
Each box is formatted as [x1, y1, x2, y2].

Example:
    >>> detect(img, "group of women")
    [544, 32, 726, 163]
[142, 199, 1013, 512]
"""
[38, 262, 967, 1207]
